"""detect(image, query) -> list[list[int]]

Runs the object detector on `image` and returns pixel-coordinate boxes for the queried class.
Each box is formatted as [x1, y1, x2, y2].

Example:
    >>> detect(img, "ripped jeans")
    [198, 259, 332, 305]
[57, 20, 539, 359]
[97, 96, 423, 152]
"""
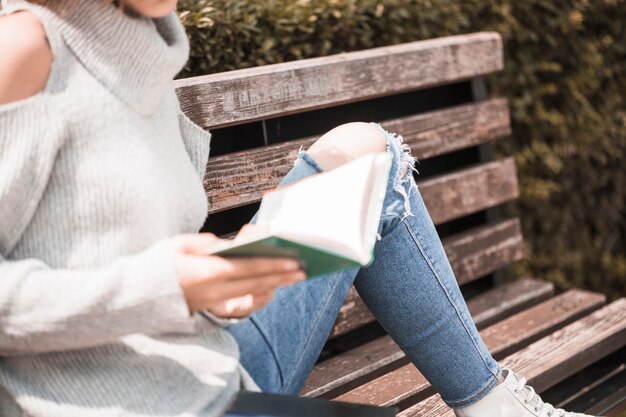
[226, 123, 502, 408]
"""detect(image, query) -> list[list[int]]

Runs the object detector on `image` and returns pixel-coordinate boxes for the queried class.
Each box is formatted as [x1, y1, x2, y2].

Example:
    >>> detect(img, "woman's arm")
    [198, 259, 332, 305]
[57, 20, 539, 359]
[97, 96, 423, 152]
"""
[0, 102, 302, 355]
[0, 235, 305, 356]
[0, 109, 303, 355]
[0, 241, 197, 355]
[0, 12, 304, 355]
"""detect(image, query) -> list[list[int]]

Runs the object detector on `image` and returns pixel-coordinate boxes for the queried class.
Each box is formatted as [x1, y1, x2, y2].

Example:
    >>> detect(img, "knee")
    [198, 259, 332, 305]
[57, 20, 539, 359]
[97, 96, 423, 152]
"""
[307, 122, 387, 171]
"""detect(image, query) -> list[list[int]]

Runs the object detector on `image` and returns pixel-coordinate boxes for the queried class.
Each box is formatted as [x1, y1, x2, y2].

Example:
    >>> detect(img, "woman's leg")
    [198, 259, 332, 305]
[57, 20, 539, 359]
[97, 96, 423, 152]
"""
[353, 124, 501, 408]
[226, 122, 501, 407]
[225, 124, 386, 394]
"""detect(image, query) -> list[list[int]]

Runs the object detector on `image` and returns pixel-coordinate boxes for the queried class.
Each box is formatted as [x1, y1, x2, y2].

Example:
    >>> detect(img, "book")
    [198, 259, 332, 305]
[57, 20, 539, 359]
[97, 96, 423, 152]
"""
[207, 152, 392, 278]
[224, 390, 396, 417]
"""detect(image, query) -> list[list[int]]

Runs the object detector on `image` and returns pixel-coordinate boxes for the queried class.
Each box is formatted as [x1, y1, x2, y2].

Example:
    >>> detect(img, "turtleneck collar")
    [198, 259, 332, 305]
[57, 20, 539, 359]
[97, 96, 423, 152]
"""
[4, 0, 190, 115]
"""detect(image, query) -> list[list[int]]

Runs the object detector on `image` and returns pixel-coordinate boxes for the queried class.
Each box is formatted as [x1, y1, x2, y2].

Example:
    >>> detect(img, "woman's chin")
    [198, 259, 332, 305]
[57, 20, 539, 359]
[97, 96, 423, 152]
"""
[122, 0, 178, 18]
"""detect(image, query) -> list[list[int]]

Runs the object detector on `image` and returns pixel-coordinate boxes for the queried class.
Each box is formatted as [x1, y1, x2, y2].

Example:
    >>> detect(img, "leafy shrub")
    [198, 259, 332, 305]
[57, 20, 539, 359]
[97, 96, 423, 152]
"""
[178, 0, 626, 299]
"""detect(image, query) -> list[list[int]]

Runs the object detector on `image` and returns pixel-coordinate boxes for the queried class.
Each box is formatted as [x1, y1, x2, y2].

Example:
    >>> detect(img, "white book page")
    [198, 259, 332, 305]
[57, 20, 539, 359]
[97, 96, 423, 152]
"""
[360, 154, 393, 263]
[256, 153, 391, 262]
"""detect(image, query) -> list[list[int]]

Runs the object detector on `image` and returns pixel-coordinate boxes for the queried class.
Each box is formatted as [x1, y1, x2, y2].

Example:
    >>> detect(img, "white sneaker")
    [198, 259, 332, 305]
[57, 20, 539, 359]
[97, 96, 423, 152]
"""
[454, 368, 600, 417]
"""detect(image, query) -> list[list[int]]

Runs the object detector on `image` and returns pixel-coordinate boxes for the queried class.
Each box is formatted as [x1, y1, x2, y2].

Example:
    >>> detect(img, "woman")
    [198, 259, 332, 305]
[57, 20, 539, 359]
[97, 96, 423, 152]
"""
[0, 0, 596, 416]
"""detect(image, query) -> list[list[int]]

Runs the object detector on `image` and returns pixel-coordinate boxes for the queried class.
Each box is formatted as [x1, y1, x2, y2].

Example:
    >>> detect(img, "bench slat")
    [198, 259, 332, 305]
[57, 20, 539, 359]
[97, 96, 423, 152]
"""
[329, 218, 525, 338]
[422, 158, 519, 225]
[382, 98, 511, 160]
[204, 99, 511, 214]
[464, 279, 555, 330]
[334, 290, 606, 407]
[301, 279, 555, 398]
[206, 157, 518, 223]
[176, 33, 504, 130]
[444, 217, 524, 286]
[398, 298, 626, 417]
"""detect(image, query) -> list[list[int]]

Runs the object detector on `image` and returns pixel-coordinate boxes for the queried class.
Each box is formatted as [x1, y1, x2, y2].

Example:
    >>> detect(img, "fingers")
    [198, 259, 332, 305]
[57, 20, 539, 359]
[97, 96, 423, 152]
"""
[206, 256, 302, 280]
[207, 270, 305, 302]
[209, 294, 255, 318]
[190, 271, 299, 313]
[237, 290, 275, 315]
[173, 231, 307, 314]
[208, 290, 276, 318]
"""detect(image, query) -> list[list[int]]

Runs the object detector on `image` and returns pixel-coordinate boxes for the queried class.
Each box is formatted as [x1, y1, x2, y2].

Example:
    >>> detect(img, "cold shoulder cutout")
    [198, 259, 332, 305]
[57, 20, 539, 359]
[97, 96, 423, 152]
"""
[0, 11, 52, 104]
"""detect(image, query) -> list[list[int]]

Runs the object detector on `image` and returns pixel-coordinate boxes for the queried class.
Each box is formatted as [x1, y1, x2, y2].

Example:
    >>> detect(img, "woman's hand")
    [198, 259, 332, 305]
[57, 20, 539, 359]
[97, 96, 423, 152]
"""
[172, 232, 305, 316]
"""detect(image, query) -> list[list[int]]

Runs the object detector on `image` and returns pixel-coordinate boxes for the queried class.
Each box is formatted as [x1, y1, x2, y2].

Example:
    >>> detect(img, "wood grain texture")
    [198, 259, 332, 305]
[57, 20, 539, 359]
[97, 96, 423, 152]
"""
[328, 218, 525, 339]
[467, 278, 554, 329]
[442, 217, 524, 286]
[301, 279, 555, 399]
[175, 33, 504, 130]
[420, 158, 519, 225]
[206, 157, 518, 225]
[334, 290, 606, 407]
[499, 298, 626, 393]
[383, 98, 510, 160]
[398, 298, 626, 417]
[203, 99, 511, 214]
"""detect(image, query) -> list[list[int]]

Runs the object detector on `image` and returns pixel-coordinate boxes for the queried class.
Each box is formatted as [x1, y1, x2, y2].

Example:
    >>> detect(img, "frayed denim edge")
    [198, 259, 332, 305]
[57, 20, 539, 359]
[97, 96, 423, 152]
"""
[370, 122, 419, 220]
[292, 123, 418, 221]
[294, 146, 324, 173]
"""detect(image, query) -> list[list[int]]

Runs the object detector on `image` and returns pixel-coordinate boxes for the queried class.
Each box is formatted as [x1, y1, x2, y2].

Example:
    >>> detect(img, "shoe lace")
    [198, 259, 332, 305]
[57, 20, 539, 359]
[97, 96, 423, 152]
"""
[513, 376, 568, 417]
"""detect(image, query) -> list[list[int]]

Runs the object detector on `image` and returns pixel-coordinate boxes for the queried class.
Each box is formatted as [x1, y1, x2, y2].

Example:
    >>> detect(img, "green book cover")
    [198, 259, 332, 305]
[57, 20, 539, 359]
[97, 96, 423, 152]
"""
[213, 236, 363, 278]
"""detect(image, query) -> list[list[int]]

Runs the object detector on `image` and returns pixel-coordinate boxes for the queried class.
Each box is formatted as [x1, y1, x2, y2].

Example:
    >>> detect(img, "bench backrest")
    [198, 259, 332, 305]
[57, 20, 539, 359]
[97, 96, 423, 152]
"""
[174, 32, 524, 339]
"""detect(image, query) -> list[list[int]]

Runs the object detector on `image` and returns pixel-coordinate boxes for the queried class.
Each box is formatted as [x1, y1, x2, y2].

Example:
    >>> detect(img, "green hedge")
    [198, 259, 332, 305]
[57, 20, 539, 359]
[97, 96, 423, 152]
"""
[178, 0, 626, 299]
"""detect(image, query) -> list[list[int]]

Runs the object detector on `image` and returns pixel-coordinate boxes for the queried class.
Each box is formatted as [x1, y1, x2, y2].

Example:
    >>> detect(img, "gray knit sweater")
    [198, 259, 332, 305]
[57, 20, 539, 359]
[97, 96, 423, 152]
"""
[0, 1, 258, 416]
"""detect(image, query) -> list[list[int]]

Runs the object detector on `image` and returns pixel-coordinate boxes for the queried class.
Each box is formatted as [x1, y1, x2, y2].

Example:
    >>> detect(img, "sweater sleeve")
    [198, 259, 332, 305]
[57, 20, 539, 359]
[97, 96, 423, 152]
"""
[0, 99, 197, 356]
[177, 109, 211, 179]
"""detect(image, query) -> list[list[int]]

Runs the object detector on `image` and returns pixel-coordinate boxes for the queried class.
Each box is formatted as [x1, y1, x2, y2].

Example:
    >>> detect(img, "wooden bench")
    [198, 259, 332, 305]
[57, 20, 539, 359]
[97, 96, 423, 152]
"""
[174, 32, 626, 416]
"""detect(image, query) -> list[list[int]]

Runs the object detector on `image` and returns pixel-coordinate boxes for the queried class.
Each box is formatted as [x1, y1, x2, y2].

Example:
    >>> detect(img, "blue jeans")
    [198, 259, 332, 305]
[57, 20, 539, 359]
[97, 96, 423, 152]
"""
[226, 123, 502, 408]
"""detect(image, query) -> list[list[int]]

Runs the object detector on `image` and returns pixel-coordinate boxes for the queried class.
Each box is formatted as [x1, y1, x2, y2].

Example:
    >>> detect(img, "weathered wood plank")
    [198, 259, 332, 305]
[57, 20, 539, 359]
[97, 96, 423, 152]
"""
[329, 218, 525, 338]
[421, 158, 519, 225]
[466, 278, 554, 329]
[301, 279, 555, 398]
[500, 298, 626, 393]
[176, 33, 504, 130]
[331, 272, 550, 341]
[398, 298, 626, 417]
[204, 99, 511, 214]
[385, 98, 511, 160]
[334, 290, 606, 407]
[443, 217, 524, 286]
[207, 156, 518, 224]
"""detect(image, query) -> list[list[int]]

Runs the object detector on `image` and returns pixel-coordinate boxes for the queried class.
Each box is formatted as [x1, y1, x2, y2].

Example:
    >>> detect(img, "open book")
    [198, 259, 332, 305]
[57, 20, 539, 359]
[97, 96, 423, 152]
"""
[208, 152, 392, 278]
